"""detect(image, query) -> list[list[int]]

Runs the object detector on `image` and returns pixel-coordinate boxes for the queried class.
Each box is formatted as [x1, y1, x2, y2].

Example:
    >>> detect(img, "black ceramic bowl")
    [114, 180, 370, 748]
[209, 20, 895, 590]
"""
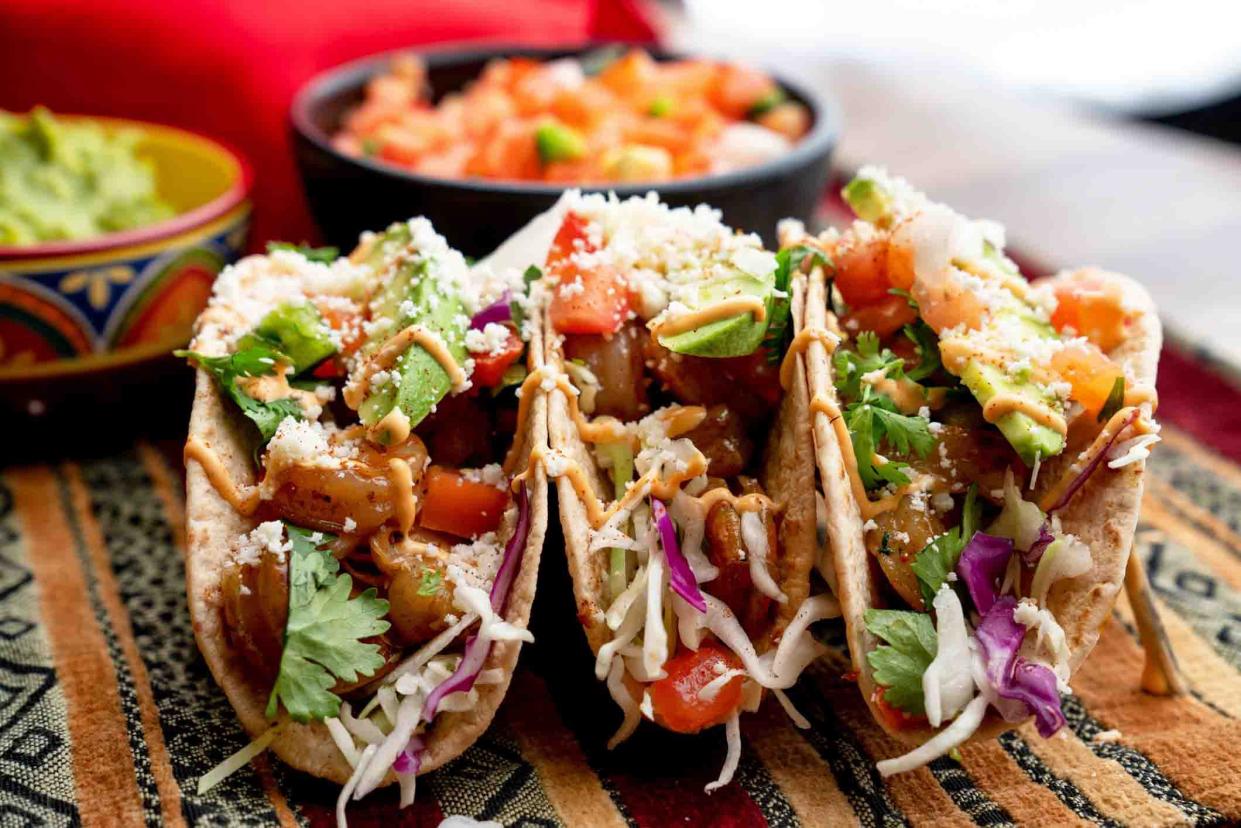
[291, 43, 838, 257]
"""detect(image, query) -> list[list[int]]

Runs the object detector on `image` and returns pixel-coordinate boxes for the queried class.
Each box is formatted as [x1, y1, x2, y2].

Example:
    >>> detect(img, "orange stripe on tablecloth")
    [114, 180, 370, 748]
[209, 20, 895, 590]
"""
[957, 739, 1092, 828]
[6, 466, 147, 826]
[1073, 620, 1241, 817]
[62, 463, 188, 828]
[1018, 722, 1186, 827]
[821, 682, 974, 827]
[1138, 500, 1241, 592]
[1161, 424, 1241, 491]
[1146, 475, 1241, 559]
[502, 671, 626, 828]
[745, 702, 858, 825]
[1113, 588, 1241, 717]
[135, 445, 298, 825]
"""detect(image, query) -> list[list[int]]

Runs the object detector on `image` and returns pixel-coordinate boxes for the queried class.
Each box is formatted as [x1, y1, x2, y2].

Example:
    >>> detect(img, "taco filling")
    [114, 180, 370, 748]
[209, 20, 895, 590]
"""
[791, 168, 1160, 774]
[181, 222, 541, 809]
[527, 194, 839, 790]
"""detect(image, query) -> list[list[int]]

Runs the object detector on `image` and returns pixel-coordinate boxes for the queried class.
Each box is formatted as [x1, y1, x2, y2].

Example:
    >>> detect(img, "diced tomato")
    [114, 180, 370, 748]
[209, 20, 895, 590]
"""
[1050, 343, 1124, 421]
[757, 101, 810, 141]
[468, 325, 524, 387]
[872, 686, 925, 731]
[709, 64, 779, 119]
[836, 237, 893, 307]
[648, 642, 745, 734]
[840, 293, 917, 339]
[1048, 276, 1130, 353]
[418, 466, 509, 539]
[597, 50, 659, 100]
[547, 213, 630, 335]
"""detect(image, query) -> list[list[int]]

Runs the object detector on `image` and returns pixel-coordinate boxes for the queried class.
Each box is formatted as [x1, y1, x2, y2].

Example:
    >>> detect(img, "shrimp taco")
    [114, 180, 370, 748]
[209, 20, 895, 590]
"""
[180, 220, 548, 809]
[480, 192, 842, 790]
[789, 168, 1161, 773]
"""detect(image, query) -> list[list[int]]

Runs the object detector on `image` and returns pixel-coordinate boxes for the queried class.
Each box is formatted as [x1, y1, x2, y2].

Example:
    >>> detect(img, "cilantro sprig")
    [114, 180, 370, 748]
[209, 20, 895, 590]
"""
[864, 608, 937, 714]
[176, 303, 336, 443]
[764, 244, 830, 363]
[834, 332, 935, 488]
[909, 485, 981, 606]
[267, 525, 390, 723]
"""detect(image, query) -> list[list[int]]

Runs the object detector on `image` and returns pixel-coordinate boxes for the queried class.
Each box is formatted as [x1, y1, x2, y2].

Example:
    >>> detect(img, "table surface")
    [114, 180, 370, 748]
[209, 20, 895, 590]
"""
[813, 58, 1241, 366]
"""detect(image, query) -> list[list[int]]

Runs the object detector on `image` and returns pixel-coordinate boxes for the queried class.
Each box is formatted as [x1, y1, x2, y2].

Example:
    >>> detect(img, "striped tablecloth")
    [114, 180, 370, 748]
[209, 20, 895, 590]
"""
[3, 339, 1241, 827]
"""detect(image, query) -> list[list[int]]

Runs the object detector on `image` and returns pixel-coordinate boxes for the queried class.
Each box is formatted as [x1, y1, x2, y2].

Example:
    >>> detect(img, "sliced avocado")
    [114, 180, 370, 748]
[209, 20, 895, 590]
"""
[961, 360, 1064, 467]
[535, 122, 587, 164]
[236, 302, 336, 374]
[658, 264, 776, 358]
[842, 175, 892, 224]
[357, 227, 467, 433]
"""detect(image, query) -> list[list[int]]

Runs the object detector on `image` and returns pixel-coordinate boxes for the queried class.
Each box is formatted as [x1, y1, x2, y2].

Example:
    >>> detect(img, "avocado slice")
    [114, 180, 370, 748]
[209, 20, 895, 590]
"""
[842, 176, 892, 224]
[657, 262, 776, 358]
[357, 226, 468, 433]
[236, 301, 336, 374]
[960, 360, 1064, 467]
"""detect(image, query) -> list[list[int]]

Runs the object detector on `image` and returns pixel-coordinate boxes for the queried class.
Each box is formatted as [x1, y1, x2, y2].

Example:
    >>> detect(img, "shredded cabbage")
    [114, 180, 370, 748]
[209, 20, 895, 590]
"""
[704, 714, 742, 793]
[956, 532, 1014, 614]
[921, 585, 975, 728]
[987, 469, 1046, 553]
[876, 695, 988, 777]
[741, 510, 788, 603]
[1029, 535, 1092, 605]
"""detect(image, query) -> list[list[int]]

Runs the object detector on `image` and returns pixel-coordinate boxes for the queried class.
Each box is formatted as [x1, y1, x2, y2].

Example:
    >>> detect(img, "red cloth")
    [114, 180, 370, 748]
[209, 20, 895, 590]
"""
[0, 0, 656, 247]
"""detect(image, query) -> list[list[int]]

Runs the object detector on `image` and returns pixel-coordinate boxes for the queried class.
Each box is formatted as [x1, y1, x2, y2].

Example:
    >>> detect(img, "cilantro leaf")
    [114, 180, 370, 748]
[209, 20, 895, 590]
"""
[834, 333, 936, 489]
[266, 525, 390, 723]
[176, 347, 305, 442]
[864, 608, 937, 714]
[764, 244, 830, 364]
[266, 241, 340, 264]
[1098, 376, 1125, 423]
[417, 568, 444, 596]
[511, 265, 542, 330]
[177, 304, 336, 443]
[902, 320, 941, 382]
[910, 485, 981, 605]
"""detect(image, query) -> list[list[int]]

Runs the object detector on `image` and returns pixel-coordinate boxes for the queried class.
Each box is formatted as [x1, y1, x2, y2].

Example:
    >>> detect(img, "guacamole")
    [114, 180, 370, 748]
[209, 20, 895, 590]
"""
[0, 107, 175, 245]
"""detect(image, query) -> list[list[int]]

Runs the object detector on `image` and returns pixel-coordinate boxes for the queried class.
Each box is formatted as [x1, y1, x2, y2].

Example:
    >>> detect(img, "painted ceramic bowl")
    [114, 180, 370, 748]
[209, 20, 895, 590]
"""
[0, 117, 251, 419]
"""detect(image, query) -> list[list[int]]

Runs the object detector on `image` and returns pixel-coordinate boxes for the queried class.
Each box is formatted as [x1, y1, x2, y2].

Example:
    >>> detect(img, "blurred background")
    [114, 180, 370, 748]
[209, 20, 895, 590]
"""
[2, 0, 1240, 406]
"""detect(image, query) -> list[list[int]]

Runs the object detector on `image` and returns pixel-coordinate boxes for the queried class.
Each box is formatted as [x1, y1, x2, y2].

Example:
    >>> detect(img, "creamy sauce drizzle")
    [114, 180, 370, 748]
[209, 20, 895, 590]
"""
[344, 324, 468, 408]
[1037, 406, 1151, 512]
[649, 296, 767, 339]
[386, 458, 418, 534]
[982, 392, 1069, 435]
[184, 437, 260, 515]
[370, 406, 412, 446]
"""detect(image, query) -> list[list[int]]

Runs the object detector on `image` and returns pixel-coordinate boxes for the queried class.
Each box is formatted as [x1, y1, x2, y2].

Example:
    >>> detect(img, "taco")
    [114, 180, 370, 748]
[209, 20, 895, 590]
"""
[180, 221, 549, 809]
[480, 192, 841, 790]
[790, 168, 1161, 773]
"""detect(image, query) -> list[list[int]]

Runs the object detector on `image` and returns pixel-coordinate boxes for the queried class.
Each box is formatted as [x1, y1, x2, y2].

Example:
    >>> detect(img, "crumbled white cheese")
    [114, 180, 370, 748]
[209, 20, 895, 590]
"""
[464, 322, 513, 357]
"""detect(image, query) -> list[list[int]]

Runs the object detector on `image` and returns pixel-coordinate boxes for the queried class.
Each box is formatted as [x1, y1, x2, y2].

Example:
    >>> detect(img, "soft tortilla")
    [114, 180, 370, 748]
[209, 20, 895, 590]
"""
[545, 276, 823, 662]
[184, 265, 550, 785]
[802, 264, 1161, 745]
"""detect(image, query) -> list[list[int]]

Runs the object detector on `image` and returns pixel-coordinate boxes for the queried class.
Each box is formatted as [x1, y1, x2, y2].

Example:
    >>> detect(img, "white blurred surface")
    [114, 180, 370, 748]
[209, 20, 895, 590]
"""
[667, 9, 1241, 364]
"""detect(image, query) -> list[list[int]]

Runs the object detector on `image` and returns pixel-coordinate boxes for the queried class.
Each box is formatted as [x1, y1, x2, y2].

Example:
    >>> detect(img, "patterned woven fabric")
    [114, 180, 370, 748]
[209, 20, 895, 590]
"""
[4, 346, 1241, 827]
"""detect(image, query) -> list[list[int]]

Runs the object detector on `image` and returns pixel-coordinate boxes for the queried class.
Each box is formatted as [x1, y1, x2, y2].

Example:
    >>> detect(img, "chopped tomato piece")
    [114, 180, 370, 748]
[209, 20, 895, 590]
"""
[836, 237, 893, 307]
[597, 50, 659, 100]
[1050, 343, 1124, 421]
[418, 466, 509, 539]
[872, 686, 925, 731]
[547, 213, 630, 335]
[648, 642, 745, 734]
[756, 102, 811, 141]
[710, 64, 779, 119]
[469, 325, 524, 387]
[841, 293, 917, 339]
[1049, 275, 1130, 353]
